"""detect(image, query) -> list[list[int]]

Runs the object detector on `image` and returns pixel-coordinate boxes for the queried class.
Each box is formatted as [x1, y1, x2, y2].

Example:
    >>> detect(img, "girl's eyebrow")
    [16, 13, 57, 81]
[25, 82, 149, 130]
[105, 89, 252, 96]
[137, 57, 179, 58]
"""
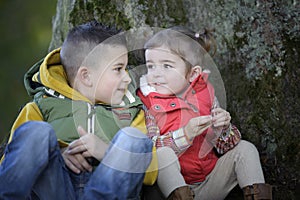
[146, 59, 153, 63]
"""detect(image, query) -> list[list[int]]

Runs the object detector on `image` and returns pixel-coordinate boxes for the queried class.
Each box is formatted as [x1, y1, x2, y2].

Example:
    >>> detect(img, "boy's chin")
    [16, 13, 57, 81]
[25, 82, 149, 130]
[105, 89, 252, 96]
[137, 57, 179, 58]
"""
[110, 99, 123, 105]
[95, 99, 122, 105]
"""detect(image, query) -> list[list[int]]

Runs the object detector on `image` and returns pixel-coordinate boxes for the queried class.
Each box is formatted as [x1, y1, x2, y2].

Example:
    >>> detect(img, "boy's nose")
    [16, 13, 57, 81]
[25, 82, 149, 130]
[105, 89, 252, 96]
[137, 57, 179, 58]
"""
[123, 71, 132, 84]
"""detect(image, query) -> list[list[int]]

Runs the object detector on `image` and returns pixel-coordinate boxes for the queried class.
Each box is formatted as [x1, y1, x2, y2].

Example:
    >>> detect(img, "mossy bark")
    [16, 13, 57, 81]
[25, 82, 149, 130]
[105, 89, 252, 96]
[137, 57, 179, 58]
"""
[48, 0, 300, 199]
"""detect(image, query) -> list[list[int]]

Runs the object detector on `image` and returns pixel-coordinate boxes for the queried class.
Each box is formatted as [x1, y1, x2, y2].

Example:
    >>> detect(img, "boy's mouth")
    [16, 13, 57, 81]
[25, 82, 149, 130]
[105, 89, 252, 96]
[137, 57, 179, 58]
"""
[117, 88, 126, 93]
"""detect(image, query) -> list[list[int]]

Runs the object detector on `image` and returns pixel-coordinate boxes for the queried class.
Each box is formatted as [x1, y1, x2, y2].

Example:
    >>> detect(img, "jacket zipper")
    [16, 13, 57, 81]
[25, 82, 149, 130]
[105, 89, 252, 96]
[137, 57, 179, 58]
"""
[87, 103, 96, 134]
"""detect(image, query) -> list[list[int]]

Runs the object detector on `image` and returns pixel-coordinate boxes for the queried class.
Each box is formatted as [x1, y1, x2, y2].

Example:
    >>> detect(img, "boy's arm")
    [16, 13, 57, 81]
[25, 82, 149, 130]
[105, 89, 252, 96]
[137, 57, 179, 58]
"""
[0, 102, 44, 163]
[10, 102, 69, 148]
[10, 102, 43, 136]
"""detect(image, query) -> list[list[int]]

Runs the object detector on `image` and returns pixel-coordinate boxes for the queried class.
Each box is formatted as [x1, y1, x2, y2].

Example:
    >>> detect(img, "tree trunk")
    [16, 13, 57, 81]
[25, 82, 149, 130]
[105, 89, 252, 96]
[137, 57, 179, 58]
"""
[48, 0, 300, 199]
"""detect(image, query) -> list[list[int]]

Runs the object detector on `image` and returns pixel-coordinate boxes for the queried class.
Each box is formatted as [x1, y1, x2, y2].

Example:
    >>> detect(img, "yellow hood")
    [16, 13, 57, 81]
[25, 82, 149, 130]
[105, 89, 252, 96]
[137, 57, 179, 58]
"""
[33, 48, 91, 103]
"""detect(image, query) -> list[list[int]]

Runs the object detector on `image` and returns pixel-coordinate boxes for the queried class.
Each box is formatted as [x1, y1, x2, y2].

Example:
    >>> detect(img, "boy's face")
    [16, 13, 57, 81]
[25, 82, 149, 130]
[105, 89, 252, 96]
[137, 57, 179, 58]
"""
[90, 45, 131, 105]
[145, 47, 190, 95]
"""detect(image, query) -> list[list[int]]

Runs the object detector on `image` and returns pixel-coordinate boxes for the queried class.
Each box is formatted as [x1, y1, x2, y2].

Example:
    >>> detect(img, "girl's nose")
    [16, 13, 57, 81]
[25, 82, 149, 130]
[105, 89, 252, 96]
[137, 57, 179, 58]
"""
[151, 66, 163, 77]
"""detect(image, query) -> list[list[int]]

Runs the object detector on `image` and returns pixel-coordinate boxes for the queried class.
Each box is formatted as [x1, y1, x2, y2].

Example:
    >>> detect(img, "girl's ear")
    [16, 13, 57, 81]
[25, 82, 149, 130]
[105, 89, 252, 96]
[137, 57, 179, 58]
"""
[76, 66, 92, 87]
[189, 65, 202, 82]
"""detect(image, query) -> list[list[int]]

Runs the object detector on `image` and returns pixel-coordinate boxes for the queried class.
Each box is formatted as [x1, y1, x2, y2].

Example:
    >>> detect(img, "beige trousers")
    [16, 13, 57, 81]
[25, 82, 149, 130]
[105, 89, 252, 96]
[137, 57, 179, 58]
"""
[156, 140, 265, 199]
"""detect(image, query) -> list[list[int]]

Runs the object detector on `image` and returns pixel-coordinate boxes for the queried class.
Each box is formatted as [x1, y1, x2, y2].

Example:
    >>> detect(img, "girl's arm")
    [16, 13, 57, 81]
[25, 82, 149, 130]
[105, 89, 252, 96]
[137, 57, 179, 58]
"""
[214, 124, 241, 154]
[144, 106, 193, 155]
[210, 97, 242, 154]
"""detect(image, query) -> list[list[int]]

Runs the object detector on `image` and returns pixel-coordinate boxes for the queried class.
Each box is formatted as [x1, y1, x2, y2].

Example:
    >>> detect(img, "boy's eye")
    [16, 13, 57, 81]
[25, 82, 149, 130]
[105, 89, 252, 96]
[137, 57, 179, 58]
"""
[163, 64, 173, 69]
[113, 66, 123, 72]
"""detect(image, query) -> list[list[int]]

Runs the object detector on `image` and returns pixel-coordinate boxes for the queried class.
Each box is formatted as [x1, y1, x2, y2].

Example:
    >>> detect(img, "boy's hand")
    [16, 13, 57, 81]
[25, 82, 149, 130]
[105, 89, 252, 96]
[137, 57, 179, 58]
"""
[184, 115, 212, 140]
[62, 147, 92, 174]
[68, 126, 109, 162]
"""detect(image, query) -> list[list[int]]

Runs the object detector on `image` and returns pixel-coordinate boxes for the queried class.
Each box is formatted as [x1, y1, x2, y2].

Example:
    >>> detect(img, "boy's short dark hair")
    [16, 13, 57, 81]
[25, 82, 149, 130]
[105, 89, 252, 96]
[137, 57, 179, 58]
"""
[60, 21, 126, 85]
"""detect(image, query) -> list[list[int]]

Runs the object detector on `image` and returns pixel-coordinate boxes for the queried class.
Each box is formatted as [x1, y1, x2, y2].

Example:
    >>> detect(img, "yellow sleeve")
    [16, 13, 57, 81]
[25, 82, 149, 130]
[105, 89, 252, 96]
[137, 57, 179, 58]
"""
[130, 109, 148, 134]
[131, 110, 158, 185]
[10, 102, 43, 138]
[0, 102, 43, 163]
[9, 102, 69, 148]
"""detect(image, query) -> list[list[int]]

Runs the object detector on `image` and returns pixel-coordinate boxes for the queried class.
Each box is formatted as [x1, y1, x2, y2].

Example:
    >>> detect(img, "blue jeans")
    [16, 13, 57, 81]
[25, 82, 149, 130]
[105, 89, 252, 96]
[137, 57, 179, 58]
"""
[0, 121, 153, 200]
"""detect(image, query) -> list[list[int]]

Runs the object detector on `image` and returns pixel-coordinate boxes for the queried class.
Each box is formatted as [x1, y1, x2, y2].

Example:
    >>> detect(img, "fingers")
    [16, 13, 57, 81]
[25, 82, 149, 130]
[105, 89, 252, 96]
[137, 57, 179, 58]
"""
[62, 151, 92, 174]
[192, 115, 212, 127]
[68, 128, 92, 154]
[196, 116, 212, 132]
[185, 116, 212, 139]
[211, 108, 231, 128]
[77, 126, 89, 137]
[67, 144, 87, 154]
[61, 126, 95, 174]
[68, 138, 87, 154]
[74, 154, 93, 172]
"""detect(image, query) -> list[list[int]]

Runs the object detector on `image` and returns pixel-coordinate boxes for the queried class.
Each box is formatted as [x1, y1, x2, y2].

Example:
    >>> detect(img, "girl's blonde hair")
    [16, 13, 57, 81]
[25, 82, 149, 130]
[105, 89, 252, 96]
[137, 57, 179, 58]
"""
[144, 26, 216, 75]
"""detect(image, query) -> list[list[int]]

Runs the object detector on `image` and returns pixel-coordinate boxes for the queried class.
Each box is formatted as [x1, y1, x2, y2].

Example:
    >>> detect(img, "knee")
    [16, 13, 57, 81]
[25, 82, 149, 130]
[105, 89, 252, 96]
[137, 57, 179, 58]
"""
[156, 147, 180, 170]
[236, 140, 259, 157]
[119, 127, 147, 139]
[14, 121, 57, 148]
[102, 127, 153, 173]
[113, 127, 153, 153]
[157, 147, 177, 159]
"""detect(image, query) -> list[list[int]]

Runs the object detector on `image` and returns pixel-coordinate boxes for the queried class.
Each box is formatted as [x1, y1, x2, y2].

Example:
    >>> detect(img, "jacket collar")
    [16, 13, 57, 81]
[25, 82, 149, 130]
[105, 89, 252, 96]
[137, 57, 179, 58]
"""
[140, 72, 210, 100]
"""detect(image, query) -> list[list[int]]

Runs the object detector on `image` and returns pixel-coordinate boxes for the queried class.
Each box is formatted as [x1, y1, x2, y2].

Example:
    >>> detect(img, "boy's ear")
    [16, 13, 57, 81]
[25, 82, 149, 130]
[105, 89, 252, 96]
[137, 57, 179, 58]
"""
[76, 66, 92, 87]
[189, 65, 202, 82]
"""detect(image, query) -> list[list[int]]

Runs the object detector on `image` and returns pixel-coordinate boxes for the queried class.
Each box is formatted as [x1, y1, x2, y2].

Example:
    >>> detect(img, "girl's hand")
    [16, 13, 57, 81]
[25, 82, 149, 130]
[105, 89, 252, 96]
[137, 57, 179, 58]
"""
[184, 115, 212, 140]
[61, 147, 92, 174]
[68, 126, 109, 161]
[211, 107, 231, 134]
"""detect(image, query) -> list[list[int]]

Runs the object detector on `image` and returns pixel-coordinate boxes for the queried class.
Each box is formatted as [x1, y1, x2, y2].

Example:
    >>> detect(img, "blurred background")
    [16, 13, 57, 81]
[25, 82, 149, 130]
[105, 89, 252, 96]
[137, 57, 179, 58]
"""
[0, 0, 56, 143]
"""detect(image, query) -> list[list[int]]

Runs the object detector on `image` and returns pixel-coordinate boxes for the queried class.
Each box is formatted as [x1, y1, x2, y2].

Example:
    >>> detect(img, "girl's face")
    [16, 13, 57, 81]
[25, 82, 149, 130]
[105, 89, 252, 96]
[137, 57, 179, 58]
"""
[145, 47, 190, 95]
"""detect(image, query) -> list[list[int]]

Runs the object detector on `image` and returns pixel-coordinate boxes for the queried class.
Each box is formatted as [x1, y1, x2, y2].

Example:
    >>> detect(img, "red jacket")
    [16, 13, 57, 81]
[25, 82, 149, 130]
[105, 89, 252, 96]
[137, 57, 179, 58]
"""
[138, 74, 219, 184]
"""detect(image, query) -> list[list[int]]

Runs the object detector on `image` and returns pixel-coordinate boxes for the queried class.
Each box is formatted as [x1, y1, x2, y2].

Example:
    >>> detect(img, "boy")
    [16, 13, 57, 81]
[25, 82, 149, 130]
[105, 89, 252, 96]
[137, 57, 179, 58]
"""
[0, 21, 156, 199]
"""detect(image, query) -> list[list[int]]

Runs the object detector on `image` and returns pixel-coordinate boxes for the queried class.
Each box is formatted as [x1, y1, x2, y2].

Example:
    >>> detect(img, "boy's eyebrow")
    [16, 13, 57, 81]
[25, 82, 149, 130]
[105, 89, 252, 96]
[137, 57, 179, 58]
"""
[146, 59, 176, 63]
[113, 62, 126, 66]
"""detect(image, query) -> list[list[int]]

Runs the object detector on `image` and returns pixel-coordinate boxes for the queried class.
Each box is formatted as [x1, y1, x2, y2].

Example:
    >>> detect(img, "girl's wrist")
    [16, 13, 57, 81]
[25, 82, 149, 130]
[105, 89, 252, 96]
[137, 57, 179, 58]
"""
[182, 126, 193, 144]
[172, 127, 193, 151]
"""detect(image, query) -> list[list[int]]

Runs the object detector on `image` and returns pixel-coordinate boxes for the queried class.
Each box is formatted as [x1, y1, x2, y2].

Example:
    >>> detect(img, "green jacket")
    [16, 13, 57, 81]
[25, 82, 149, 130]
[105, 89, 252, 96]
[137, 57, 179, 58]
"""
[25, 53, 143, 146]
[11, 48, 146, 144]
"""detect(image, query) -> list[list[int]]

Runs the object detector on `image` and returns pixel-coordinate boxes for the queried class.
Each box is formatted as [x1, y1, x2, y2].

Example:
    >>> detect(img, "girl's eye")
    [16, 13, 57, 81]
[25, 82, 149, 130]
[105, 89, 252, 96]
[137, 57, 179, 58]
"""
[146, 64, 154, 69]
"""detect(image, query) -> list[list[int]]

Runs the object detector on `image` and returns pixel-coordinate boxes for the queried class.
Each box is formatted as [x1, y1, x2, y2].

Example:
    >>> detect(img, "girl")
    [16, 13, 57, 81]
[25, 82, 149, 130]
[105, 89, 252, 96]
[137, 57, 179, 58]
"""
[138, 26, 272, 200]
